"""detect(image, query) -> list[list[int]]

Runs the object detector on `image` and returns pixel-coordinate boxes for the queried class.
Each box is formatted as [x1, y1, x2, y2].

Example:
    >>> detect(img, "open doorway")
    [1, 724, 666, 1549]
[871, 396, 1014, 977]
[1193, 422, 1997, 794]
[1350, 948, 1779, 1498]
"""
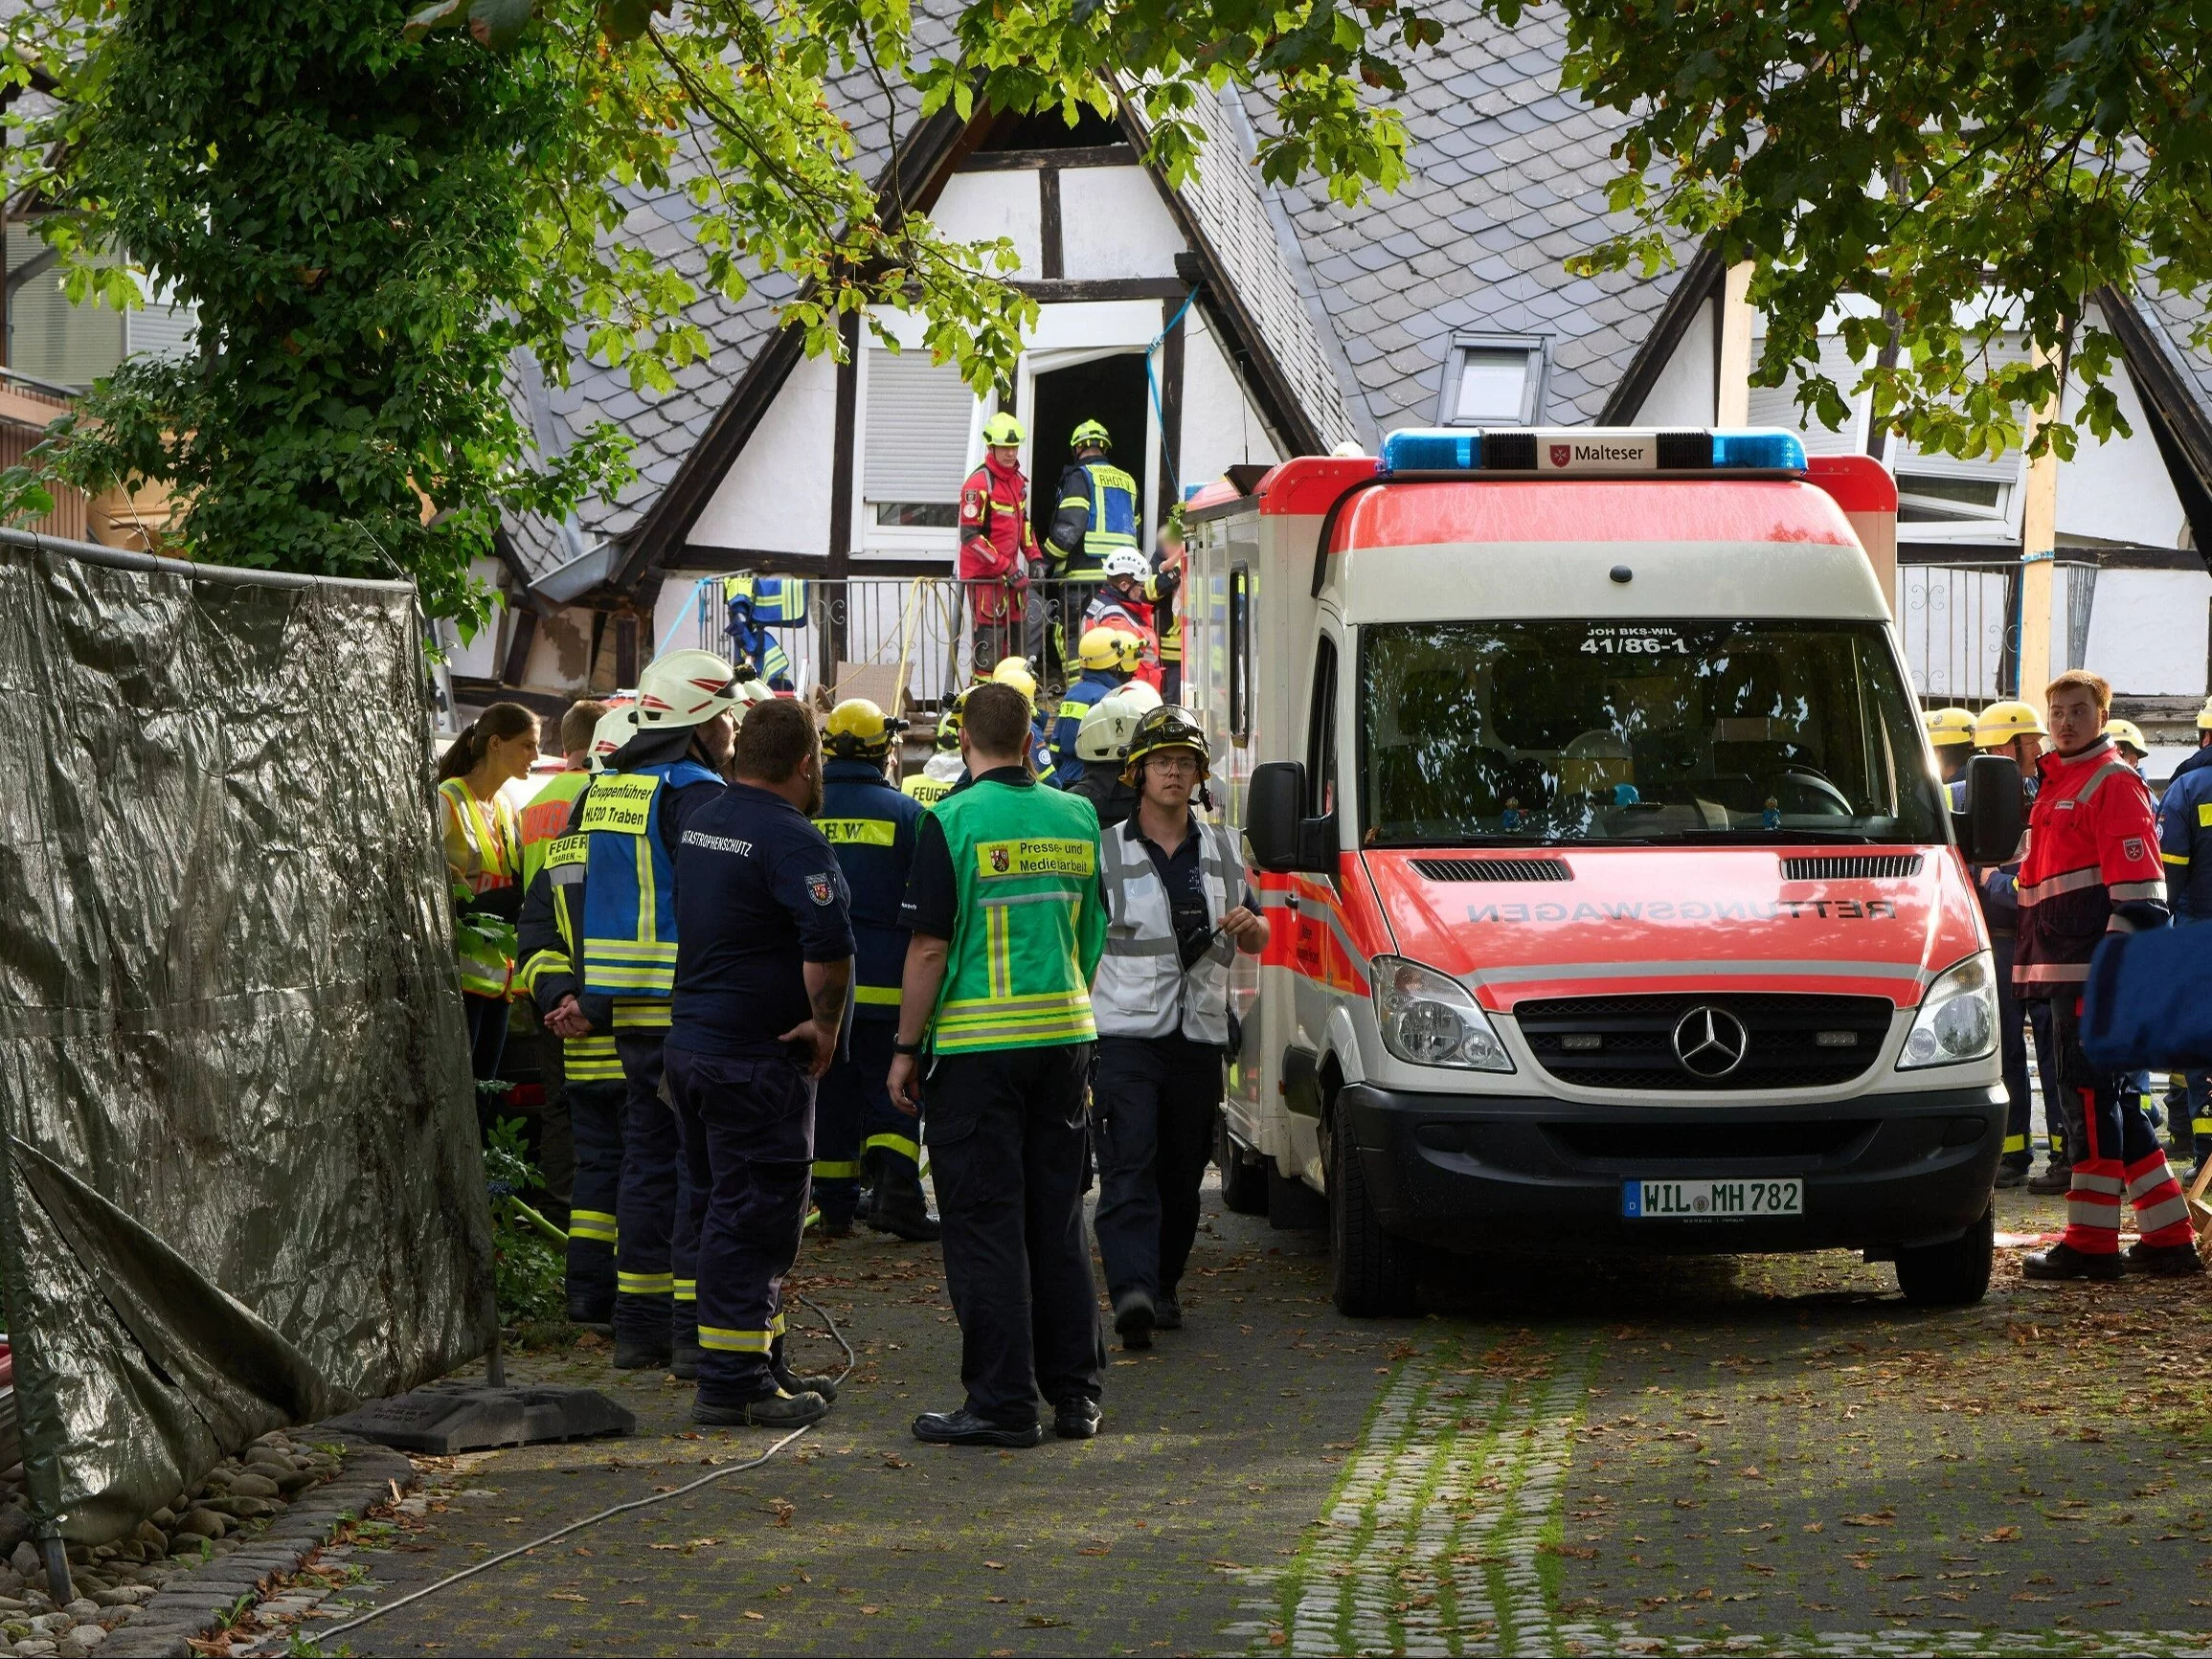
[1027, 353, 1150, 545]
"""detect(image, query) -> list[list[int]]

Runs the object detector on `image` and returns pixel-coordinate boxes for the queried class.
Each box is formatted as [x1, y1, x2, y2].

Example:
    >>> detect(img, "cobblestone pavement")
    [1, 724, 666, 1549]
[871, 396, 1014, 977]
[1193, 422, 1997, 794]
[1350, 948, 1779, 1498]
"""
[295, 1183, 2212, 1658]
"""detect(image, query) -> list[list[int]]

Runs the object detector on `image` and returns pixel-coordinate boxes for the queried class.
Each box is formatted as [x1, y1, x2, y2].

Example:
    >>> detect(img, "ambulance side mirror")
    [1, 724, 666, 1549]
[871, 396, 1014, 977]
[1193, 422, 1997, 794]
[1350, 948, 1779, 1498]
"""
[1248, 761, 1336, 874]
[1957, 753, 2023, 865]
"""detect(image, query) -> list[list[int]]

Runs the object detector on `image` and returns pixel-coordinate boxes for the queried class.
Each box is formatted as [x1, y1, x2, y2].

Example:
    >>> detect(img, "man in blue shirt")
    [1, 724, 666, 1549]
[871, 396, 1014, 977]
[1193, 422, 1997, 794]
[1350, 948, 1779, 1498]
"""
[665, 700, 854, 1428]
[814, 699, 938, 1241]
[1050, 627, 1140, 787]
[2157, 696, 2212, 1175]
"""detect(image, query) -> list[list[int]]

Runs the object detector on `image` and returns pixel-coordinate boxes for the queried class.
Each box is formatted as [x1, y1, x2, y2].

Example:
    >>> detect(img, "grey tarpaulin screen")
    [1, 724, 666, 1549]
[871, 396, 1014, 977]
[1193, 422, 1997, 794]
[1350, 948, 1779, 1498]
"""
[0, 529, 495, 1543]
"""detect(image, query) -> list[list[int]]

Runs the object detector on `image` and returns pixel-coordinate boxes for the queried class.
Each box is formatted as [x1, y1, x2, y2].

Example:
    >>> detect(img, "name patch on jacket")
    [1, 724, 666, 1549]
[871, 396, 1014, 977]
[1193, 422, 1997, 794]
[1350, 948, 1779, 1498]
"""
[546, 833, 589, 871]
[818, 818, 897, 846]
[975, 838, 1096, 879]
[578, 773, 659, 835]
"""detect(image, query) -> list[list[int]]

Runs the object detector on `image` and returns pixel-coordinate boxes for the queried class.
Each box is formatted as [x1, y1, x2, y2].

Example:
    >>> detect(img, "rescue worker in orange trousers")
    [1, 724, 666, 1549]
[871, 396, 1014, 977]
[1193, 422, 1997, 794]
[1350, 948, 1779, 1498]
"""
[2016, 672, 2203, 1279]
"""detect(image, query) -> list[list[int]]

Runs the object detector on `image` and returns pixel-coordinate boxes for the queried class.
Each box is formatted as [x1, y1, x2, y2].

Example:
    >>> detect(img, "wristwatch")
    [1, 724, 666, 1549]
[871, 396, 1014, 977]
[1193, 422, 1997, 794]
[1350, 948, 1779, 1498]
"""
[892, 1035, 927, 1057]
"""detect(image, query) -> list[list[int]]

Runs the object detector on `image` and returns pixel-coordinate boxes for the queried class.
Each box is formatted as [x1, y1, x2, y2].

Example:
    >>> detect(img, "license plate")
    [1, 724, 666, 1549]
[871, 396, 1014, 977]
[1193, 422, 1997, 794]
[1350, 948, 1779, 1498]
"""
[1623, 1177, 1803, 1219]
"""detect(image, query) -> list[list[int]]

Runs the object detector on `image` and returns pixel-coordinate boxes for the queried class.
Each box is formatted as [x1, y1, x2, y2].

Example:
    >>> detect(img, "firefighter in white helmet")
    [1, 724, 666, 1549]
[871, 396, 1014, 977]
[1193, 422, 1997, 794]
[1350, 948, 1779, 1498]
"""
[1066, 682, 1160, 828]
[557, 648, 737, 1376]
[1089, 706, 1268, 1352]
[1081, 548, 1163, 689]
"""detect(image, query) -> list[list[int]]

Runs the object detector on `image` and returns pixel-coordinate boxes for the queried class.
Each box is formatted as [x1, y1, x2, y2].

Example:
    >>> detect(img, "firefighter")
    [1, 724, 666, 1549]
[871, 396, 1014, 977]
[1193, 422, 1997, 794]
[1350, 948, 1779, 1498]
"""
[1968, 699, 2071, 1193]
[1050, 627, 1141, 788]
[577, 649, 739, 1372]
[518, 706, 639, 1326]
[1090, 706, 1269, 1349]
[2017, 672, 2201, 1279]
[1067, 684, 1161, 830]
[959, 414, 1038, 683]
[988, 656, 1055, 778]
[890, 683, 1108, 1446]
[665, 699, 853, 1425]
[2156, 694, 2212, 1177]
[1925, 706, 1975, 789]
[1083, 548, 1170, 688]
[1042, 419, 1139, 679]
[904, 691, 967, 808]
[814, 698, 940, 1242]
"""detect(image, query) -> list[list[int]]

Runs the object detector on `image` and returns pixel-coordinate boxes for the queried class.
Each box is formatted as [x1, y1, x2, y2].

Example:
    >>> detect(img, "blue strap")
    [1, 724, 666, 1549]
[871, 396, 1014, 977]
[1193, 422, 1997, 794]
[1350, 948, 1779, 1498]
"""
[1145, 288, 1202, 502]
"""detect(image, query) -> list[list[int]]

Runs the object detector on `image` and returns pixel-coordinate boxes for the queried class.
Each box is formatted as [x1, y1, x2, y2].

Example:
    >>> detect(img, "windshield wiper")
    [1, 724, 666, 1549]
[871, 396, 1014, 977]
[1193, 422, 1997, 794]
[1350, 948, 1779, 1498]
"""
[1665, 828, 1891, 844]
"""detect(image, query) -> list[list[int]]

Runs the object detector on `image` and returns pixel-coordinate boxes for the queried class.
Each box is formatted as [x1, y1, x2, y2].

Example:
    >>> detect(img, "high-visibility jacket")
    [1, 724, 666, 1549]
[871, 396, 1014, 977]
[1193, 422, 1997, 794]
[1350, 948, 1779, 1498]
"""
[578, 759, 724, 1004]
[438, 778, 520, 998]
[903, 756, 959, 808]
[927, 778, 1106, 1053]
[959, 458, 1037, 625]
[1091, 815, 1243, 1044]
[518, 766, 593, 891]
[724, 575, 802, 688]
[1050, 668, 1128, 788]
[816, 760, 925, 1020]
[2013, 736, 2169, 998]
[2156, 743, 2212, 920]
[515, 837, 626, 1081]
[1048, 459, 1140, 579]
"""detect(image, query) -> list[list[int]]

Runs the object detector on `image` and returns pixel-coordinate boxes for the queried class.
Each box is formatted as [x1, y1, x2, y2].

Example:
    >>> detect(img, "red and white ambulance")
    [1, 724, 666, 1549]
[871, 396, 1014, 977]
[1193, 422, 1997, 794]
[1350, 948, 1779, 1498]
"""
[1180, 428, 2024, 1314]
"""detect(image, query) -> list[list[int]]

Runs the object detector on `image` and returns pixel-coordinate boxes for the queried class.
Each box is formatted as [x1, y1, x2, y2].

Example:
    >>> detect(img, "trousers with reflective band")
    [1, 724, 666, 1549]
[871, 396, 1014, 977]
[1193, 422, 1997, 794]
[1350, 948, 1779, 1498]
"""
[613, 1030, 697, 1349]
[579, 761, 722, 999]
[818, 766, 924, 1020]
[930, 781, 1107, 1053]
[2049, 998, 2196, 1253]
[564, 1077, 625, 1316]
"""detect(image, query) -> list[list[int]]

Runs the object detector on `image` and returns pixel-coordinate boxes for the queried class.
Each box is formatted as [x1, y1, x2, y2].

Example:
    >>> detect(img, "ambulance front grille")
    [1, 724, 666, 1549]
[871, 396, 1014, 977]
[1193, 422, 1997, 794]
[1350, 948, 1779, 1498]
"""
[1408, 857, 1572, 883]
[1779, 854, 1924, 881]
[1514, 992, 1894, 1091]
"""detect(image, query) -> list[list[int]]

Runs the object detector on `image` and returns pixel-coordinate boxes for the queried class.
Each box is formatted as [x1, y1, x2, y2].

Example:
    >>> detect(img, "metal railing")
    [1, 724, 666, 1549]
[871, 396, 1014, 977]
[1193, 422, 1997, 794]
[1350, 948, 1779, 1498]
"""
[1897, 556, 2097, 705]
[684, 573, 1123, 706]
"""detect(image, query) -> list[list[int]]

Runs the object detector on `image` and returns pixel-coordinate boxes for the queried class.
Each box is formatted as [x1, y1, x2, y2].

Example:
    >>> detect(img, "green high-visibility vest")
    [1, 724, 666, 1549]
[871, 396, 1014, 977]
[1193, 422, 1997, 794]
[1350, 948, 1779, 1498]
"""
[928, 778, 1107, 1053]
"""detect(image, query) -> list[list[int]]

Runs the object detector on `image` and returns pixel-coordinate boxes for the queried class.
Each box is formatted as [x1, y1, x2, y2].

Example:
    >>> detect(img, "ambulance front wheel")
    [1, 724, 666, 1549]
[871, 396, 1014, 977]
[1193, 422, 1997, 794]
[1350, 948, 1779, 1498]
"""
[1328, 1124, 1419, 1318]
[1214, 1111, 1270, 1216]
[1893, 1203, 1994, 1308]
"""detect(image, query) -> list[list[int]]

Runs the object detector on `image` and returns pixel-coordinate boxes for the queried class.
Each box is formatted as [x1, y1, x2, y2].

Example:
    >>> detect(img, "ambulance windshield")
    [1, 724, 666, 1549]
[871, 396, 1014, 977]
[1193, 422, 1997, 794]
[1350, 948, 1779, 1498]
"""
[1358, 619, 1944, 845]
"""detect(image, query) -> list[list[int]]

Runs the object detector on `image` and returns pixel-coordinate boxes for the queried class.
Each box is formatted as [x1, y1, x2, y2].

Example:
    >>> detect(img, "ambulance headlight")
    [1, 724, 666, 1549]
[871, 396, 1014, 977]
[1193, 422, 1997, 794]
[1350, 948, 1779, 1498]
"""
[1371, 956, 1514, 1073]
[1897, 953, 1998, 1069]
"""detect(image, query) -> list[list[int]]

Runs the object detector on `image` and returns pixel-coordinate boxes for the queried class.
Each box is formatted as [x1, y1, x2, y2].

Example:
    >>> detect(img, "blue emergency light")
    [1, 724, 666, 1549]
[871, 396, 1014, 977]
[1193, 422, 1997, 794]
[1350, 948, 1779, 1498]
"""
[1375, 427, 1808, 476]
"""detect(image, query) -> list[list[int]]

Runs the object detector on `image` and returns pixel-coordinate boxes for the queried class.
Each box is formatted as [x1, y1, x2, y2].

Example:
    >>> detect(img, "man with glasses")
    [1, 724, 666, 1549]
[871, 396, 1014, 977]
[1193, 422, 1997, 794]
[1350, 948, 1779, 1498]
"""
[1088, 706, 1269, 1350]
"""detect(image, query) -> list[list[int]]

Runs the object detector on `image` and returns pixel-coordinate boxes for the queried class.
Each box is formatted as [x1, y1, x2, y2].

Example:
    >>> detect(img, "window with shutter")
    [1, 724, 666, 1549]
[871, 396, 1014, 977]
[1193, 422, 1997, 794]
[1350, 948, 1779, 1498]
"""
[863, 348, 977, 528]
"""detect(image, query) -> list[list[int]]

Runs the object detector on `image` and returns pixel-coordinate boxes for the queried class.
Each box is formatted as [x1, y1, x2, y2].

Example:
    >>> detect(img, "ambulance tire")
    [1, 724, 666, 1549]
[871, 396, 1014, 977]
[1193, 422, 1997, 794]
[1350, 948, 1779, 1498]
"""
[1328, 1128, 1418, 1318]
[1215, 1111, 1269, 1215]
[1893, 1203, 1994, 1308]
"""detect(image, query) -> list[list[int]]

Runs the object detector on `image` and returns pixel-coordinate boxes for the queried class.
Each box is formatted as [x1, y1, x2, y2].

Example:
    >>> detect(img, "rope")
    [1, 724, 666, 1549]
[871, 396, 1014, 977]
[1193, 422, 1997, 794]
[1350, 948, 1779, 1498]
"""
[1144, 288, 1202, 504]
[312, 1291, 856, 1642]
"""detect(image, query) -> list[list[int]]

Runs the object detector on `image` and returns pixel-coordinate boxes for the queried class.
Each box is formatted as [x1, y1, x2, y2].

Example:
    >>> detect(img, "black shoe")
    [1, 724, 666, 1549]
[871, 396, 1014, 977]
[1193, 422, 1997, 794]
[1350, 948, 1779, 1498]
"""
[2123, 1240, 2206, 1276]
[818, 1217, 855, 1240]
[567, 1295, 615, 1329]
[2021, 1242, 2124, 1282]
[2026, 1163, 2074, 1196]
[868, 1194, 943, 1244]
[1154, 1293, 1183, 1331]
[694, 1389, 830, 1428]
[671, 1338, 702, 1381]
[912, 1408, 1044, 1448]
[1054, 1398, 1102, 1440]
[1993, 1162, 2030, 1190]
[1113, 1291, 1155, 1351]
[612, 1339, 672, 1371]
[774, 1365, 841, 1403]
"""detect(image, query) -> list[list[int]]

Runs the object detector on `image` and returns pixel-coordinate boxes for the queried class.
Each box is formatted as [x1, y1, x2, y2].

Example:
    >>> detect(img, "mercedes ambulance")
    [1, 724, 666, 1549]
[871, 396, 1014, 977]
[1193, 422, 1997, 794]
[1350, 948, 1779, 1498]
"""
[1180, 428, 2024, 1315]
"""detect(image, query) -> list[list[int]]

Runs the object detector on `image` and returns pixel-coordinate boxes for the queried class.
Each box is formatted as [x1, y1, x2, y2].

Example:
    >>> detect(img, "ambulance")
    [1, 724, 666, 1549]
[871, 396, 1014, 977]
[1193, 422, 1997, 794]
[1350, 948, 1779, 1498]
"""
[1180, 428, 2025, 1315]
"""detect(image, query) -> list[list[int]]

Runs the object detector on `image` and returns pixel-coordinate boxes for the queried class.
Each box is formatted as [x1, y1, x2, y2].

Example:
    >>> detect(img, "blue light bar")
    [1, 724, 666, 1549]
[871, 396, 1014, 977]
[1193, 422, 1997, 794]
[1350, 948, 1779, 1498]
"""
[1708, 429, 1807, 471]
[1377, 429, 1479, 474]
[1375, 426, 1807, 476]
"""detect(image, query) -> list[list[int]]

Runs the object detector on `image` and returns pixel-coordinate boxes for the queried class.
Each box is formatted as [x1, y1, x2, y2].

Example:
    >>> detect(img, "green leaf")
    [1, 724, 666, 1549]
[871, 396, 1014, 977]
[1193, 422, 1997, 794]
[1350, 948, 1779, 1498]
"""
[401, 0, 464, 38]
[599, 0, 655, 41]
[466, 0, 534, 50]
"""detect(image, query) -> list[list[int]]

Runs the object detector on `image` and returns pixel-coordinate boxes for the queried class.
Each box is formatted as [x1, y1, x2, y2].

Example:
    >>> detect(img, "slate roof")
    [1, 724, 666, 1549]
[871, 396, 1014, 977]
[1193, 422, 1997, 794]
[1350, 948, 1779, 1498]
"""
[1244, 0, 1696, 434]
[506, 25, 950, 582]
[2136, 276, 2212, 419]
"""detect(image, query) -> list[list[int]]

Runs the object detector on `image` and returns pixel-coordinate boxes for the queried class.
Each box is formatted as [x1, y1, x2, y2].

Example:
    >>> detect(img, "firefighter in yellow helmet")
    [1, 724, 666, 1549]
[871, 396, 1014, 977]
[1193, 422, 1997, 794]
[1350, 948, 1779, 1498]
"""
[1924, 706, 1975, 790]
[814, 700, 940, 1241]
[1041, 418, 1139, 682]
[1051, 628, 1142, 786]
[904, 690, 966, 808]
[989, 656, 1054, 777]
[961, 412, 1039, 683]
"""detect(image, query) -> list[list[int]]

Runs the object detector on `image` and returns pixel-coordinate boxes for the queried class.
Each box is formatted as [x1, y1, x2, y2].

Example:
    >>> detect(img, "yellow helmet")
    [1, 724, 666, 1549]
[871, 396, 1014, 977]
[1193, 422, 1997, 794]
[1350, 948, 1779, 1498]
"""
[990, 656, 1037, 703]
[933, 688, 969, 751]
[2198, 696, 2212, 731]
[1924, 706, 1976, 749]
[2103, 718, 2149, 756]
[1973, 700, 2047, 748]
[1077, 627, 1143, 674]
[982, 412, 1024, 446]
[824, 697, 905, 759]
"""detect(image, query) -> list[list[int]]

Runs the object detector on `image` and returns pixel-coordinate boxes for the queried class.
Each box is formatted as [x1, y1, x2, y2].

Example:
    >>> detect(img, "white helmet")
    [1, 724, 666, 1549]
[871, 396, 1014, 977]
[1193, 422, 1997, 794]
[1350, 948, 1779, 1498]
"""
[635, 649, 742, 729]
[733, 675, 778, 717]
[1075, 686, 1158, 765]
[587, 706, 637, 772]
[1101, 547, 1151, 583]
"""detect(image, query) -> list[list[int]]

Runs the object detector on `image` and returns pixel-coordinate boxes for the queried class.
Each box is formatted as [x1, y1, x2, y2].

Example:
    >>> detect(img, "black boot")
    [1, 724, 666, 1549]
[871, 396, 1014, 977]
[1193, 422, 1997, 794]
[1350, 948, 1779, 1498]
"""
[2123, 1240, 2205, 1276]
[2021, 1242, 2123, 1282]
[868, 1162, 942, 1243]
[694, 1389, 830, 1428]
[671, 1334, 703, 1380]
[1113, 1290, 1155, 1351]
[1053, 1397, 1102, 1440]
[774, 1360, 842, 1403]
[2026, 1161, 2073, 1196]
[1154, 1292, 1183, 1331]
[613, 1337, 672, 1370]
[1993, 1160, 2030, 1190]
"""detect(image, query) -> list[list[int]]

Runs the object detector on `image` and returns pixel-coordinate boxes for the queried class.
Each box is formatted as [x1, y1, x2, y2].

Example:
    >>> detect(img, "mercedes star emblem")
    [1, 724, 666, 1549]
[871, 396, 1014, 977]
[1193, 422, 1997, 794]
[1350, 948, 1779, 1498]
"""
[1671, 1005, 1749, 1079]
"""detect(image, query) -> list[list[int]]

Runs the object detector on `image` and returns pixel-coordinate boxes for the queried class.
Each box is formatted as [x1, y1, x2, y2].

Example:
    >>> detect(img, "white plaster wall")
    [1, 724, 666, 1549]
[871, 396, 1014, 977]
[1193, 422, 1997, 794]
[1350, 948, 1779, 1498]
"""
[1625, 301, 1715, 427]
[2056, 349, 2189, 549]
[1178, 314, 1280, 487]
[1059, 168, 1185, 280]
[688, 347, 837, 555]
[2083, 569, 2212, 697]
[648, 576, 726, 665]
[930, 171, 1044, 274]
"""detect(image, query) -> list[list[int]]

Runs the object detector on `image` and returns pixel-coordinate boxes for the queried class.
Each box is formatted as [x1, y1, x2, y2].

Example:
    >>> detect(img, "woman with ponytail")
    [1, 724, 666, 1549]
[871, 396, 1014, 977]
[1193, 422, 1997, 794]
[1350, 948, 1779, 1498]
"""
[436, 702, 541, 1090]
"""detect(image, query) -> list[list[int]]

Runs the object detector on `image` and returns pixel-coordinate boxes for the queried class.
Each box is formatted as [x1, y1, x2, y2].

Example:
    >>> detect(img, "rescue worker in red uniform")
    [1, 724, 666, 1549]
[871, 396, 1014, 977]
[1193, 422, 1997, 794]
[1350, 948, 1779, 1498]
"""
[959, 413, 1038, 683]
[2016, 671, 2203, 1279]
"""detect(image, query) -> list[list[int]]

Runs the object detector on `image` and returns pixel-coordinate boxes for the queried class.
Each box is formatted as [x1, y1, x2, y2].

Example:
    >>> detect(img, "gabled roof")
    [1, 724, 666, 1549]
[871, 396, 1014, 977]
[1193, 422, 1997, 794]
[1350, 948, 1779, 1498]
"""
[1246, 0, 1699, 435]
